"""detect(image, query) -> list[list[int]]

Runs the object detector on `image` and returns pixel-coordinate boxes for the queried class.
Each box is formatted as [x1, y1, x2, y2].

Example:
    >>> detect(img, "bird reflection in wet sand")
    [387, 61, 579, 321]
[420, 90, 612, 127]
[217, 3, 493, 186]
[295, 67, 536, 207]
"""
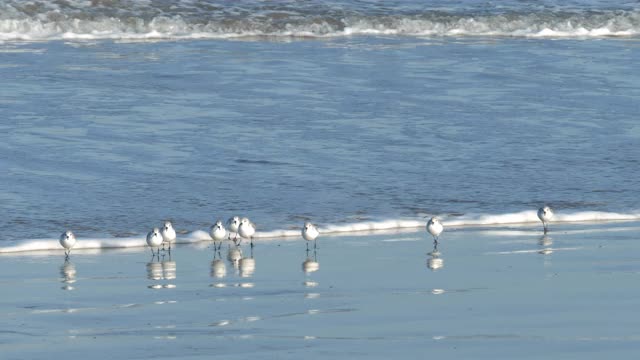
[227, 246, 243, 271]
[147, 259, 163, 280]
[211, 258, 227, 279]
[302, 248, 320, 274]
[146, 255, 177, 289]
[427, 244, 444, 271]
[60, 260, 77, 291]
[302, 249, 320, 296]
[162, 257, 176, 280]
[538, 235, 553, 255]
[239, 246, 256, 278]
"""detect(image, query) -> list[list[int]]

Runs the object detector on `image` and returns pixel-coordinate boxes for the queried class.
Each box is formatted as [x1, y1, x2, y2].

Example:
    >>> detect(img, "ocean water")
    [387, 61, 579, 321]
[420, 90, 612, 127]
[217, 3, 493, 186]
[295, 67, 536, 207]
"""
[2, 0, 640, 247]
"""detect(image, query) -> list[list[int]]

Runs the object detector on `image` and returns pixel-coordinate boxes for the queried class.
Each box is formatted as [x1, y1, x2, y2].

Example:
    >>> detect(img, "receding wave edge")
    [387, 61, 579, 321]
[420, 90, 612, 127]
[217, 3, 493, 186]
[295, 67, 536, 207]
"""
[2, 210, 640, 253]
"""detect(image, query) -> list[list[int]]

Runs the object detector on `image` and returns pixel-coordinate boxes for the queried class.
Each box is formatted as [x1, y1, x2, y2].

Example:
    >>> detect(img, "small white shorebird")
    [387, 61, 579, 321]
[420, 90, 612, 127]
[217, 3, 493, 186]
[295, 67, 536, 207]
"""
[302, 222, 319, 250]
[146, 227, 164, 257]
[59, 230, 77, 259]
[427, 217, 444, 246]
[210, 219, 227, 250]
[238, 217, 256, 248]
[161, 221, 177, 252]
[537, 206, 554, 233]
[226, 216, 241, 244]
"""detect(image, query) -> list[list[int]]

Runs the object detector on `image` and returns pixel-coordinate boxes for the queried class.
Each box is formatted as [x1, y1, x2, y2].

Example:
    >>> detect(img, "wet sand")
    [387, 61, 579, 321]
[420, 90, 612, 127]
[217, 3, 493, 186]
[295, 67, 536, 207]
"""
[1, 221, 639, 359]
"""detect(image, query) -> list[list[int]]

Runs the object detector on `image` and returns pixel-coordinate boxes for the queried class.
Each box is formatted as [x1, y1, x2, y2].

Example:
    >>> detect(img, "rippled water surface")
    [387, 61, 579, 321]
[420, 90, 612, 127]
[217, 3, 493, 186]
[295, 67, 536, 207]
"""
[1, 1, 640, 241]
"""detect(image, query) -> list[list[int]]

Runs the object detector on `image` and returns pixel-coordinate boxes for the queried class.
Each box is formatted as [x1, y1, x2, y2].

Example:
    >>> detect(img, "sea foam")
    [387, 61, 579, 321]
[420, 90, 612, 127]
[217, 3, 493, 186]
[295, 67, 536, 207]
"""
[2, 210, 640, 254]
[1, 9, 639, 41]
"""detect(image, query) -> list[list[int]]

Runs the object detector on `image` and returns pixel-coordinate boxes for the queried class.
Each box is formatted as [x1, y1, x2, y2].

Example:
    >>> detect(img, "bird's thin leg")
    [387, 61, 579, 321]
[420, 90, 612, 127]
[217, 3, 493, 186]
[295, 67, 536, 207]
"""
[250, 237, 254, 249]
[314, 239, 317, 250]
[306, 242, 309, 252]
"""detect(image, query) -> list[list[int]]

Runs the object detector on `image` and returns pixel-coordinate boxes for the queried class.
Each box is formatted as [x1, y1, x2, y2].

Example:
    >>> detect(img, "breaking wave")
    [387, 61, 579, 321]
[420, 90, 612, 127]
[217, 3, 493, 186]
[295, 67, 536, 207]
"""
[0, 1, 639, 41]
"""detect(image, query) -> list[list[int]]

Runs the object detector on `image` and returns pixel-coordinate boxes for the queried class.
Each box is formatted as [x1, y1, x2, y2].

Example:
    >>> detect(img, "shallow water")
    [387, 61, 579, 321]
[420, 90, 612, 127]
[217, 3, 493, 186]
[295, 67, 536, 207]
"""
[1, 222, 639, 359]
[2, 34, 640, 241]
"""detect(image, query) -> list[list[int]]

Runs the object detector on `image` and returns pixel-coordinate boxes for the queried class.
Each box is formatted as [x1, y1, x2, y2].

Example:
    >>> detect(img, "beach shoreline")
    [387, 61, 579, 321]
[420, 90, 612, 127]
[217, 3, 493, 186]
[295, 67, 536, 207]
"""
[1, 221, 639, 358]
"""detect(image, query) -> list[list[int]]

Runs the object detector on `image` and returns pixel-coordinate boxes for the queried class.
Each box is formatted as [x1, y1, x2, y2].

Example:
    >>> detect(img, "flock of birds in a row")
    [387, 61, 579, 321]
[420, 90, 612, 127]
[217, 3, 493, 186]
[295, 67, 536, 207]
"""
[57, 207, 555, 258]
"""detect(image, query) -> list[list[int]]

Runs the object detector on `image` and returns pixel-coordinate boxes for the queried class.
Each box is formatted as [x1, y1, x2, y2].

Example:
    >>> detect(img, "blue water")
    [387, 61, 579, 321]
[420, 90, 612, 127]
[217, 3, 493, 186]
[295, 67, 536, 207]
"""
[1, 0, 640, 240]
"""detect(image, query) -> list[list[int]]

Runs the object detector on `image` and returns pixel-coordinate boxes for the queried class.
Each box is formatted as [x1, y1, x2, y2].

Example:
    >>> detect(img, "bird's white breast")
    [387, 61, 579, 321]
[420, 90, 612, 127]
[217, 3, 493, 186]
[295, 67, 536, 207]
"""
[302, 226, 319, 241]
[427, 221, 443, 237]
[59, 233, 76, 250]
[239, 223, 255, 238]
[210, 225, 227, 241]
[162, 227, 176, 242]
[147, 232, 163, 247]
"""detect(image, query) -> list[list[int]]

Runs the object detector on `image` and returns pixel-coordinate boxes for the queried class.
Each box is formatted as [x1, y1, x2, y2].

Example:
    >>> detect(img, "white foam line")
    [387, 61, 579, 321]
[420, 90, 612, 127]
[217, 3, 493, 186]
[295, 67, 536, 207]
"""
[479, 230, 542, 236]
[0, 25, 638, 42]
[446, 210, 640, 227]
[485, 247, 583, 255]
[381, 237, 422, 242]
[482, 226, 640, 237]
[2, 211, 640, 254]
[256, 220, 424, 239]
[0, 231, 210, 254]
[32, 307, 98, 314]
